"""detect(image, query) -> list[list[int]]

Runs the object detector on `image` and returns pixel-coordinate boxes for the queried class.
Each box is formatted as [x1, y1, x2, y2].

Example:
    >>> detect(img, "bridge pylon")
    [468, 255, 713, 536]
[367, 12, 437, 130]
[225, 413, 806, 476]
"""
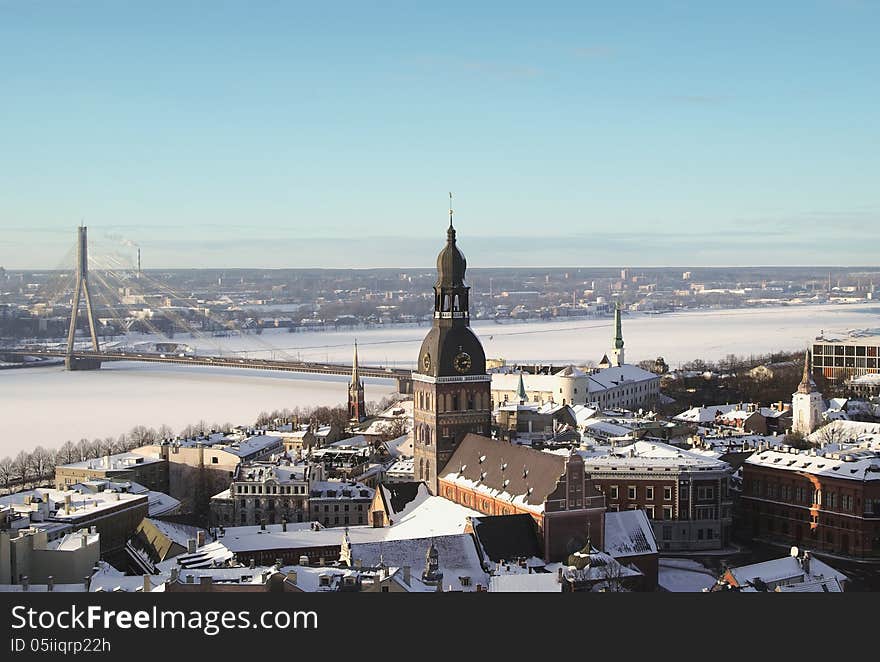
[65, 226, 102, 371]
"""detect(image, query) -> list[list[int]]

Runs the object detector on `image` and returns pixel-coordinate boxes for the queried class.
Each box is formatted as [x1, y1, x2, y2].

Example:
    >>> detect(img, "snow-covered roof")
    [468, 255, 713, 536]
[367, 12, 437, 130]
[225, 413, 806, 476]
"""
[309, 480, 374, 500]
[329, 435, 371, 448]
[0, 487, 147, 521]
[582, 440, 730, 472]
[383, 433, 413, 459]
[57, 452, 164, 471]
[745, 445, 880, 481]
[141, 518, 204, 549]
[488, 573, 561, 592]
[727, 555, 848, 588]
[674, 404, 741, 423]
[146, 491, 181, 517]
[351, 534, 488, 592]
[588, 365, 659, 391]
[603, 509, 657, 558]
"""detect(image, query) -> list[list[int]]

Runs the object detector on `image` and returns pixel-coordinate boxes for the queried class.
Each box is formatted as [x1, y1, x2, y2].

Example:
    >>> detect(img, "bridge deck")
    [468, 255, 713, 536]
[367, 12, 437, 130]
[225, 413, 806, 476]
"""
[2, 348, 412, 381]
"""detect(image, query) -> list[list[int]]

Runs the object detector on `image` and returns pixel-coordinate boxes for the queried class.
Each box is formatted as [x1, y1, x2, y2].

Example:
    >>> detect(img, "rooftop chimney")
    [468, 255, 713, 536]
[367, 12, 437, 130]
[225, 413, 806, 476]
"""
[196, 530, 206, 547]
[249, 558, 256, 569]
[187, 538, 197, 554]
[299, 555, 309, 566]
[281, 519, 287, 532]
[47, 576, 54, 591]
[21, 576, 29, 591]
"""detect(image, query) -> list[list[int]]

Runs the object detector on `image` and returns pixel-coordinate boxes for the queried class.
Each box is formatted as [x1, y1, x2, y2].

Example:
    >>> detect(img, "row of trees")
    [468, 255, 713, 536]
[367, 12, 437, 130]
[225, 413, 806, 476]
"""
[253, 394, 405, 430]
[2, 395, 411, 493]
[0, 419, 235, 493]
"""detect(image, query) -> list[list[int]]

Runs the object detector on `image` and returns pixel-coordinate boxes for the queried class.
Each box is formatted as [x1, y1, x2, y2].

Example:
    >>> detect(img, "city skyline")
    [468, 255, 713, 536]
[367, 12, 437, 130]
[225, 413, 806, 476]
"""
[2, 2, 879, 268]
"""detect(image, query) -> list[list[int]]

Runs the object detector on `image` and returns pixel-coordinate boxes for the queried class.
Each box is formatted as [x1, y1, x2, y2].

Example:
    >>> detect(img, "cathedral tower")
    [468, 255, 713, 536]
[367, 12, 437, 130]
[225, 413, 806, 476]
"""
[412, 198, 492, 493]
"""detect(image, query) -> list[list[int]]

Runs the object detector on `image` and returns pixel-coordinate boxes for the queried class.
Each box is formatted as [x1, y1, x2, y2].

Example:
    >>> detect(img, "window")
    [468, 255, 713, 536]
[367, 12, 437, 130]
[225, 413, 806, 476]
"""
[609, 485, 618, 499]
[645, 506, 655, 519]
[211, 457, 218, 464]
[628, 485, 637, 500]
[663, 486, 672, 501]
[646, 486, 654, 500]
[697, 529, 704, 540]
[663, 506, 673, 520]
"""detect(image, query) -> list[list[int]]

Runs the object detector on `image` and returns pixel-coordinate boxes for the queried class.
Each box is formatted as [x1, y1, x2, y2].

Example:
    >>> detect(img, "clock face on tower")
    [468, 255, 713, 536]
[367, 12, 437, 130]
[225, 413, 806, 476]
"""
[422, 352, 432, 372]
[453, 352, 472, 373]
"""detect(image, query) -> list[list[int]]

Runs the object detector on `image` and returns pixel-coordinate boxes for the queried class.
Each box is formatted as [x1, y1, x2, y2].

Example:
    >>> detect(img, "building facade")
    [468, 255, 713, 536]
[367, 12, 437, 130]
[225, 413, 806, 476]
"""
[584, 441, 734, 551]
[812, 332, 880, 384]
[740, 443, 880, 559]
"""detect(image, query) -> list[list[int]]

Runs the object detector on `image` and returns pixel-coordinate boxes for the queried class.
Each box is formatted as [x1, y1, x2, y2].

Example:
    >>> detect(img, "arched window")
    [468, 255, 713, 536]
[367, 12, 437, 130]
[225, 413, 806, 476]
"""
[425, 462, 431, 483]
[419, 459, 424, 480]
[453, 294, 460, 311]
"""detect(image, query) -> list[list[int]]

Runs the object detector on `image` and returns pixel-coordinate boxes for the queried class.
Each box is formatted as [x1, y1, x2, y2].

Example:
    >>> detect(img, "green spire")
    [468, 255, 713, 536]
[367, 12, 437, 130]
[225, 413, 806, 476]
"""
[516, 372, 527, 403]
[613, 302, 624, 350]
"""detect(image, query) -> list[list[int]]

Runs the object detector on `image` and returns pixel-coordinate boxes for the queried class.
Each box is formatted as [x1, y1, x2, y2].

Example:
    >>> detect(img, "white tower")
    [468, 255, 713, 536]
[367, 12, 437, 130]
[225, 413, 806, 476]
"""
[791, 349, 824, 436]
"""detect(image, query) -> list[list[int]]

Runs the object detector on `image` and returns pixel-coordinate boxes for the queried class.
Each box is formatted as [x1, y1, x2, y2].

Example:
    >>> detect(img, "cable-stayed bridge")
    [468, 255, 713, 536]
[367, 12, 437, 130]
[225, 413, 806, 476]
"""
[1, 227, 413, 393]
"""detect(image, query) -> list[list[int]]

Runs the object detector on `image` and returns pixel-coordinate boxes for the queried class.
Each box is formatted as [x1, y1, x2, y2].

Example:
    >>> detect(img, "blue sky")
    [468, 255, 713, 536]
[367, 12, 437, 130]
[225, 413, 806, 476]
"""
[1, 1, 878, 269]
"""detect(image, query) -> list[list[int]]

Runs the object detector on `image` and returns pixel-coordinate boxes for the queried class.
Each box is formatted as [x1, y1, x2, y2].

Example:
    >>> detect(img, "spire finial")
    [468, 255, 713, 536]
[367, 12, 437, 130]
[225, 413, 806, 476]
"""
[447, 192, 456, 243]
[448, 191, 453, 228]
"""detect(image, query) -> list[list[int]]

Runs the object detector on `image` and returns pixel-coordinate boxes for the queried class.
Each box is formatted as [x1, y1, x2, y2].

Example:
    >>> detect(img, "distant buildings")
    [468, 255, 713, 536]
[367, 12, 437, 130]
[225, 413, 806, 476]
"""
[812, 331, 880, 384]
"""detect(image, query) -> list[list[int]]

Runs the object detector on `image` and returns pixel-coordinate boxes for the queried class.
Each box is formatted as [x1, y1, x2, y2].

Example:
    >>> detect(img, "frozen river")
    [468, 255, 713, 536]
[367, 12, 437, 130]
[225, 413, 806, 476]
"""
[2, 302, 879, 456]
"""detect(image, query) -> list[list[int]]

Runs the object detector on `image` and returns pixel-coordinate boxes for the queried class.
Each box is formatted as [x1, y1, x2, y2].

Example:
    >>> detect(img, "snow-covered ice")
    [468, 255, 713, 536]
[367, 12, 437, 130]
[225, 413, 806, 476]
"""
[2, 301, 878, 456]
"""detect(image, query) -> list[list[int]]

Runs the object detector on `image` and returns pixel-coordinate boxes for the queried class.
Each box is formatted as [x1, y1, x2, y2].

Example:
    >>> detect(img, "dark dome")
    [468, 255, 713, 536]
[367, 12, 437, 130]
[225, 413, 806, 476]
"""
[417, 325, 486, 378]
[435, 224, 467, 288]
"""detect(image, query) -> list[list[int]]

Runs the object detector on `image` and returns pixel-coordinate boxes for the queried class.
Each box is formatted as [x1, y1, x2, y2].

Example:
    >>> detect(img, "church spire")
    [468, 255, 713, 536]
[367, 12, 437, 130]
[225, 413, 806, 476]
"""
[351, 340, 361, 387]
[348, 341, 366, 423]
[610, 302, 625, 367]
[797, 348, 818, 394]
[516, 372, 527, 404]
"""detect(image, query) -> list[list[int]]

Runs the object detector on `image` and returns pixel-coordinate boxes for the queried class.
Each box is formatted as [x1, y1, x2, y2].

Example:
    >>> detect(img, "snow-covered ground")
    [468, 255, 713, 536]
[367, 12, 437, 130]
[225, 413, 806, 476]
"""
[2, 301, 879, 456]
[658, 558, 718, 592]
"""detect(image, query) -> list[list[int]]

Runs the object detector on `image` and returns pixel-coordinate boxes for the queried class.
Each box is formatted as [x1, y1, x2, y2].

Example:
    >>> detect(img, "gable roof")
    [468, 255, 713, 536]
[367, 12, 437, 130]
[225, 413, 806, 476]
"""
[441, 434, 568, 508]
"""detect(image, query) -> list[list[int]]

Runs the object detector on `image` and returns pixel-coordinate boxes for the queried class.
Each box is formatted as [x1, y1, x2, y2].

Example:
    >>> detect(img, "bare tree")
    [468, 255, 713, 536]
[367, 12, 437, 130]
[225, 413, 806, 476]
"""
[57, 440, 77, 465]
[12, 451, 32, 487]
[812, 422, 854, 448]
[158, 424, 175, 441]
[29, 446, 53, 481]
[0, 456, 14, 490]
